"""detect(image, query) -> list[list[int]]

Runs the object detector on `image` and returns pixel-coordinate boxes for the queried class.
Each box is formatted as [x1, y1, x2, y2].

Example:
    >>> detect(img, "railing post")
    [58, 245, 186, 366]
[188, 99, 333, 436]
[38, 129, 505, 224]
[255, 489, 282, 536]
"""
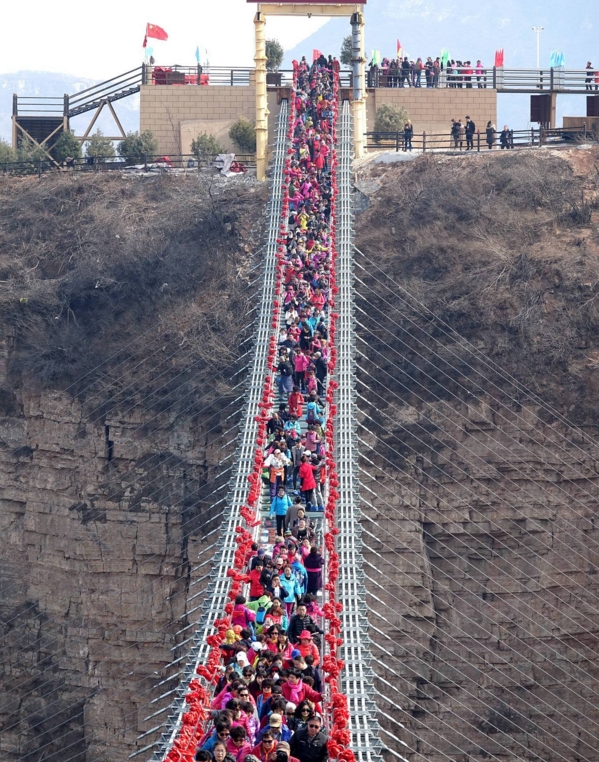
[231, 69, 234, 86]
[423, 131, 426, 152]
[477, 131, 480, 151]
[493, 66, 497, 89]
[141, 62, 146, 86]
[12, 93, 17, 117]
[550, 67, 554, 91]
[395, 132, 399, 152]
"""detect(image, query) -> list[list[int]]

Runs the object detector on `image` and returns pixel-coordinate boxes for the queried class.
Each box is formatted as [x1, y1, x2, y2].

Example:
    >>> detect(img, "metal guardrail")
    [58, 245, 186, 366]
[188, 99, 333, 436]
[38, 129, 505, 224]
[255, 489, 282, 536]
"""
[12, 66, 352, 120]
[335, 99, 383, 762]
[364, 125, 595, 153]
[366, 66, 599, 93]
[129, 101, 289, 762]
[144, 65, 352, 88]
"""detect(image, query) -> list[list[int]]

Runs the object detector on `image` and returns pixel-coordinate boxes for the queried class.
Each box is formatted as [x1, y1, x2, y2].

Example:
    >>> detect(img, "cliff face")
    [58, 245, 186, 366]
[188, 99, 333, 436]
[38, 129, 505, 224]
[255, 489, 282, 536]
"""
[0, 172, 268, 761]
[355, 148, 599, 762]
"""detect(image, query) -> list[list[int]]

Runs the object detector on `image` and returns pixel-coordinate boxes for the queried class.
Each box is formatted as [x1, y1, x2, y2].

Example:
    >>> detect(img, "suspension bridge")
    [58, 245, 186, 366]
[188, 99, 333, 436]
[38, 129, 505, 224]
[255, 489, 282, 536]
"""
[3, 9, 599, 761]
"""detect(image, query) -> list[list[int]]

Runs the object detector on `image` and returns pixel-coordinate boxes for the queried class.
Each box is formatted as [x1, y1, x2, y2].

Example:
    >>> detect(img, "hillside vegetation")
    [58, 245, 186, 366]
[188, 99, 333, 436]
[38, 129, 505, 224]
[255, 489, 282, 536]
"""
[356, 148, 599, 422]
[0, 173, 268, 421]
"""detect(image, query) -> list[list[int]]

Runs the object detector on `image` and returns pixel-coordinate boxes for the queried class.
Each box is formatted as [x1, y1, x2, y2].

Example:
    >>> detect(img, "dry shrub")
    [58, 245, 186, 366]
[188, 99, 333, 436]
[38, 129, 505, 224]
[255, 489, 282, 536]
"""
[356, 148, 599, 422]
[0, 172, 268, 418]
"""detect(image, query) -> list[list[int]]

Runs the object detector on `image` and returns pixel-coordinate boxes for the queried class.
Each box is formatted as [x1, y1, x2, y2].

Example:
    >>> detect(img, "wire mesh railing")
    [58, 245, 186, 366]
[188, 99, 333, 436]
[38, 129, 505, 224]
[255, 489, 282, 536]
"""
[128, 100, 289, 762]
[364, 125, 595, 153]
[334, 99, 384, 762]
[365, 66, 599, 92]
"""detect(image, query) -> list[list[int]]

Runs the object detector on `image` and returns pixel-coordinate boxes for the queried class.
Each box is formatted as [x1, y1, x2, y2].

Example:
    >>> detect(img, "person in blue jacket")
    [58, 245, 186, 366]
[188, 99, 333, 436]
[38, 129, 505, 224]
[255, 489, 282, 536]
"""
[290, 557, 308, 596]
[270, 486, 292, 536]
[280, 565, 302, 619]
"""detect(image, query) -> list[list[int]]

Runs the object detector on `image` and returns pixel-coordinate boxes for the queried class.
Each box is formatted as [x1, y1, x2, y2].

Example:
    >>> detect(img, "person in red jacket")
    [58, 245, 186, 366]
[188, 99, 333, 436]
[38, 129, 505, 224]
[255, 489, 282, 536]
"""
[281, 669, 322, 706]
[296, 631, 320, 667]
[298, 454, 317, 511]
[249, 561, 265, 600]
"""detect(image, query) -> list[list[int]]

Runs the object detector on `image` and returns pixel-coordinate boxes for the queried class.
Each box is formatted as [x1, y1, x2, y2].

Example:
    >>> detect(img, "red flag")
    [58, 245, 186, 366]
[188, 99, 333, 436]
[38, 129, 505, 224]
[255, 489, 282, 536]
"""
[147, 23, 168, 42]
[142, 34, 148, 48]
[494, 48, 504, 67]
[313, 49, 323, 62]
[397, 39, 402, 57]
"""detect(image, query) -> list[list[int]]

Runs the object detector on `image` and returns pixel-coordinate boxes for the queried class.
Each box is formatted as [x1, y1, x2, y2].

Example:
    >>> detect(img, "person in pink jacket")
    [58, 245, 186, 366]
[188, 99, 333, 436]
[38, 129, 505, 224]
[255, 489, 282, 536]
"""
[293, 350, 310, 390]
[281, 669, 322, 706]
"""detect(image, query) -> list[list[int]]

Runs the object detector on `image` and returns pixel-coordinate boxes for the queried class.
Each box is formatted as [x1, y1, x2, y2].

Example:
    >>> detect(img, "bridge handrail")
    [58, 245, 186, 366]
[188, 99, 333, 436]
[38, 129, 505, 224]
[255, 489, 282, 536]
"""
[363, 125, 595, 153]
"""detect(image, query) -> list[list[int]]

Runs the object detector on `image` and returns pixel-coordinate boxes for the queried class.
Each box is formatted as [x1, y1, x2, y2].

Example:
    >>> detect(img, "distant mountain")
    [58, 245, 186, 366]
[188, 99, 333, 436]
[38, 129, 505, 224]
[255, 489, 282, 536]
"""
[285, 0, 594, 127]
[0, 71, 140, 143]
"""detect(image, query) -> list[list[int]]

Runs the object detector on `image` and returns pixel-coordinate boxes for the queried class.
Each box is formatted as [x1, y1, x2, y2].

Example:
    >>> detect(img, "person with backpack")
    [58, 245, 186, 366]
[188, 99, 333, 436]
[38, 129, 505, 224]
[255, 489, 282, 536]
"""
[232, 595, 257, 632]
[304, 400, 322, 426]
[486, 121, 496, 149]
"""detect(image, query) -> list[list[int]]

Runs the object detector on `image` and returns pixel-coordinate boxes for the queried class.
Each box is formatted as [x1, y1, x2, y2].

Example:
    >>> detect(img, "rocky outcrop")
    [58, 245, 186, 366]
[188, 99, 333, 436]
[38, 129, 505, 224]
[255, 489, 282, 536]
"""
[0, 172, 267, 760]
[355, 148, 599, 762]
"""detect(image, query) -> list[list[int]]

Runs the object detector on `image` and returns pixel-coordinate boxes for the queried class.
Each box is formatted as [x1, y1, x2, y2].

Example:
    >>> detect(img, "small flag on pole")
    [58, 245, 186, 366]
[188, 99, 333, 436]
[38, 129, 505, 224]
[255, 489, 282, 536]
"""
[146, 23, 168, 41]
[396, 39, 402, 58]
[494, 48, 504, 67]
[195, 46, 201, 64]
[313, 49, 323, 62]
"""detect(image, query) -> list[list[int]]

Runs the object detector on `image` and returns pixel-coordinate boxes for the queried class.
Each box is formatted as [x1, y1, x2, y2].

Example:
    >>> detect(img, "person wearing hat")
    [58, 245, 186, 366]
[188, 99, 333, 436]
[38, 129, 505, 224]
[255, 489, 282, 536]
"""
[250, 548, 267, 571]
[276, 741, 301, 762]
[296, 631, 320, 666]
[259, 713, 293, 743]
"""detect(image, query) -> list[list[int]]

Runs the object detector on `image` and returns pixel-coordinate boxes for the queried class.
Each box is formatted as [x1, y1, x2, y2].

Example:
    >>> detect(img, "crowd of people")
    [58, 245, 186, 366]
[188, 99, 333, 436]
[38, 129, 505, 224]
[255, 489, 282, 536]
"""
[192, 53, 338, 762]
[450, 118, 513, 150]
[368, 56, 489, 88]
[396, 116, 514, 152]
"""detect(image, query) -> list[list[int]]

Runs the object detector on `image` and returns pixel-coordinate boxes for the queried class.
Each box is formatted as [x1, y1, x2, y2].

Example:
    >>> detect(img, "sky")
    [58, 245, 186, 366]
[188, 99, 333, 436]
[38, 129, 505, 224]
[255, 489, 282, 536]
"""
[1, 1, 329, 78]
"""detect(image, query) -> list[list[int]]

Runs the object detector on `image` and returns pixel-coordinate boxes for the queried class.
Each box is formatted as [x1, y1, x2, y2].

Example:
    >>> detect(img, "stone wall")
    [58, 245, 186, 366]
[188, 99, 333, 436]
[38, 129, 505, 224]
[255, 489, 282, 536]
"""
[140, 85, 280, 156]
[140, 83, 497, 157]
[366, 87, 498, 146]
